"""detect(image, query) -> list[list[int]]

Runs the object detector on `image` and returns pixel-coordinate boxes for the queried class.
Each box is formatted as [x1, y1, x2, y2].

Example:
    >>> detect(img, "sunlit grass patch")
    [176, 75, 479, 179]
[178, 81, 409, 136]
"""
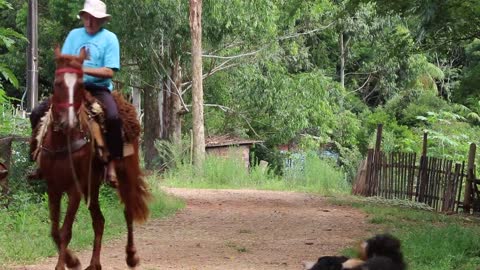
[162, 151, 350, 195]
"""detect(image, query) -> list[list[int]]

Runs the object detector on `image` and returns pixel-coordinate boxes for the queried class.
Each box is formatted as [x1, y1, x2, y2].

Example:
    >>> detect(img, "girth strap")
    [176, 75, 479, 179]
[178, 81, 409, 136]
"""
[40, 138, 90, 157]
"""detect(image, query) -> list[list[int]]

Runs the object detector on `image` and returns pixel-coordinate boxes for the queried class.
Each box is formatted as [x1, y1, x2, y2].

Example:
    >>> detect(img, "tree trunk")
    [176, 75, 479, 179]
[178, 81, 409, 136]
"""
[170, 56, 183, 146]
[339, 32, 345, 89]
[131, 87, 142, 121]
[143, 85, 161, 170]
[189, 0, 205, 167]
[162, 75, 172, 140]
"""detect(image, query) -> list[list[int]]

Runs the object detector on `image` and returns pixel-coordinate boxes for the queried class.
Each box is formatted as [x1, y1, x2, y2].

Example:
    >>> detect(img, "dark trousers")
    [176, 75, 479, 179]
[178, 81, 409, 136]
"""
[30, 83, 123, 159]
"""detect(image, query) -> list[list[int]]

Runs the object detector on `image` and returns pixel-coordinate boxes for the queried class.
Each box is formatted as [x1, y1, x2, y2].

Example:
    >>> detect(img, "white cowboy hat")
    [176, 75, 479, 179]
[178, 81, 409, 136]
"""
[78, 0, 111, 20]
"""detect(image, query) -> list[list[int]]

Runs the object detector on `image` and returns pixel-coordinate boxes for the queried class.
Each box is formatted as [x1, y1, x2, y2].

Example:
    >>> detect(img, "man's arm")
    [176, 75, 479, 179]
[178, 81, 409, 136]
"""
[83, 67, 114, 78]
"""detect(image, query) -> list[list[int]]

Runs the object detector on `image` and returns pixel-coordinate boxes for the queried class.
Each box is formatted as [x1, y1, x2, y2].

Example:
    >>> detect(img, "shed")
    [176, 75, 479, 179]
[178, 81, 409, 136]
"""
[205, 135, 263, 169]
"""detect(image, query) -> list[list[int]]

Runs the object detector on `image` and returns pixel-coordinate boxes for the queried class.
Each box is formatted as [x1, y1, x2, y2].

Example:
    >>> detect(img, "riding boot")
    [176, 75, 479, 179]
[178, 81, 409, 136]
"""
[105, 117, 123, 187]
[105, 117, 123, 159]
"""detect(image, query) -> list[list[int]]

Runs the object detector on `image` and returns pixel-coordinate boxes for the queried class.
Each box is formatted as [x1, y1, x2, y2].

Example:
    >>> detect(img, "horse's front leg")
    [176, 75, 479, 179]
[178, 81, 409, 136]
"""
[59, 191, 82, 270]
[49, 190, 81, 270]
[124, 209, 140, 269]
[48, 191, 65, 270]
[86, 185, 105, 270]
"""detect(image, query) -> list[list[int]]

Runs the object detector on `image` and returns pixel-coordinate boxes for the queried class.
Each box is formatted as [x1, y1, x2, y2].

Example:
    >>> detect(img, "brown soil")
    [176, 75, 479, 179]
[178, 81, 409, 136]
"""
[13, 188, 374, 270]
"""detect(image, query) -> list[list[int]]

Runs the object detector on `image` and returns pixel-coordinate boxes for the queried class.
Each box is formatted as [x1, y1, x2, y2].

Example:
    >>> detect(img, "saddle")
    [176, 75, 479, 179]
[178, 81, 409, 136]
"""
[31, 91, 140, 163]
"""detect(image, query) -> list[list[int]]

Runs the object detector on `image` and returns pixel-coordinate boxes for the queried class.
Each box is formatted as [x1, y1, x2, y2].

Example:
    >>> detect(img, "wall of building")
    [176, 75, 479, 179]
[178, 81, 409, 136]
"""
[206, 145, 251, 169]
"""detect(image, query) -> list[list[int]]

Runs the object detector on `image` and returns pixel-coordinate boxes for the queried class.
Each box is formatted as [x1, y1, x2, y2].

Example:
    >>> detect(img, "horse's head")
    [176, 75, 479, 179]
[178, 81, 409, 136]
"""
[52, 46, 87, 130]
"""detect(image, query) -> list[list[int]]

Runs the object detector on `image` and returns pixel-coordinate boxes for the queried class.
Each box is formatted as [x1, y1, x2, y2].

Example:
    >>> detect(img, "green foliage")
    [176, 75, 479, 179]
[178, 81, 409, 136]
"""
[416, 111, 477, 160]
[0, 102, 30, 136]
[0, 174, 183, 266]
[283, 152, 350, 195]
[456, 39, 480, 104]
[0, 0, 25, 98]
[360, 107, 418, 153]
[406, 54, 444, 93]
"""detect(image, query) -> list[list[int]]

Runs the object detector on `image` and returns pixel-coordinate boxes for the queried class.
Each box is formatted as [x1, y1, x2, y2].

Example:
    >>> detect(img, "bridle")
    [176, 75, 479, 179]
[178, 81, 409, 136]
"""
[53, 67, 84, 111]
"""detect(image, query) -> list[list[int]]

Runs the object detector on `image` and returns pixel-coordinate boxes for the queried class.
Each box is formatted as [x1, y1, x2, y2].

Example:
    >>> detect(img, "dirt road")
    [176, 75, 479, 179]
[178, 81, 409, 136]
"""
[15, 188, 372, 270]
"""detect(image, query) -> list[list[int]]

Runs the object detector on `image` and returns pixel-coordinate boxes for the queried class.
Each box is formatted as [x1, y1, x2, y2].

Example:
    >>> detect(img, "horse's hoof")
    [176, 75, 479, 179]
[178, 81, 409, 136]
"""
[126, 246, 140, 268]
[66, 251, 81, 270]
[126, 253, 140, 268]
[68, 264, 82, 270]
[84, 265, 101, 270]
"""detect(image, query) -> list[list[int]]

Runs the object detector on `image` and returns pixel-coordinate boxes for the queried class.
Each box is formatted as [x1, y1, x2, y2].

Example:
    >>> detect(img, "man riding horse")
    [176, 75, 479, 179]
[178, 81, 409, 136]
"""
[30, 0, 121, 186]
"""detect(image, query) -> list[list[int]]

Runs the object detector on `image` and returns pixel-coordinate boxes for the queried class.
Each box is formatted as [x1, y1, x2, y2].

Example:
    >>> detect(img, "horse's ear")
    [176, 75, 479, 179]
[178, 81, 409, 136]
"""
[54, 45, 61, 58]
[79, 47, 87, 61]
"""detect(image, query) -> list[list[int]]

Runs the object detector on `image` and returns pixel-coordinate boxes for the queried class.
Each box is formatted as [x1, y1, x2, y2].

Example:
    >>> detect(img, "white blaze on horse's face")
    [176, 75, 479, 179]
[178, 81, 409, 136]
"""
[64, 72, 78, 128]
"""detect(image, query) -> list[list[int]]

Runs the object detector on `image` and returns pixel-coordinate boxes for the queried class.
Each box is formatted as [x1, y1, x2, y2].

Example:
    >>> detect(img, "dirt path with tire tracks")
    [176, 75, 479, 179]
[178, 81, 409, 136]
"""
[12, 188, 373, 270]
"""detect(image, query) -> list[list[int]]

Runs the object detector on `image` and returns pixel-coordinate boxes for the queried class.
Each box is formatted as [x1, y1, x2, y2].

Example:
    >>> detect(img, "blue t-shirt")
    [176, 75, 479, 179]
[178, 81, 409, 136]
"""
[62, 27, 120, 91]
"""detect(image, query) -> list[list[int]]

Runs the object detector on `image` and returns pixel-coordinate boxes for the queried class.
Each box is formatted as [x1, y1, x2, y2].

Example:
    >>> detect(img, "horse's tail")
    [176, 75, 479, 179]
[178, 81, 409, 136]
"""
[117, 138, 151, 223]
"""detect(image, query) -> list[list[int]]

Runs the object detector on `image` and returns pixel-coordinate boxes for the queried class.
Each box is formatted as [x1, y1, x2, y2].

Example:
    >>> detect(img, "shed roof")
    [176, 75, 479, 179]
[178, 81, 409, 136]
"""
[205, 135, 263, 148]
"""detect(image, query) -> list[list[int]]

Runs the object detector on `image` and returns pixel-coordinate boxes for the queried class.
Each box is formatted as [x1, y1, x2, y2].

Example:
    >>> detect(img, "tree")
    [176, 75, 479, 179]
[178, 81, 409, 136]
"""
[0, 0, 26, 99]
[189, 0, 205, 167]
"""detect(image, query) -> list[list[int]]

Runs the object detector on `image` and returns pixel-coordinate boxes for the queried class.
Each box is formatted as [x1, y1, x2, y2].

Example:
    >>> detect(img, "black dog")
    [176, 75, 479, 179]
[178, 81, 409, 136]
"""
[352, 234, 406, 270]
[305, 234, 405, 270]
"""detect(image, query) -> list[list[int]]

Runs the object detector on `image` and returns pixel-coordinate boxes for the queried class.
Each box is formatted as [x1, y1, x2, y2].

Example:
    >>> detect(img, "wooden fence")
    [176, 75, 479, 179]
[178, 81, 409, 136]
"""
[353, 125, 479, 214]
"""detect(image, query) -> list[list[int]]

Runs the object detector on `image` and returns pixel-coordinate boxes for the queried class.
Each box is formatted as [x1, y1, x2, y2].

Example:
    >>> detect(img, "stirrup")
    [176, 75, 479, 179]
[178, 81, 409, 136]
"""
[105, 166, 118, 188]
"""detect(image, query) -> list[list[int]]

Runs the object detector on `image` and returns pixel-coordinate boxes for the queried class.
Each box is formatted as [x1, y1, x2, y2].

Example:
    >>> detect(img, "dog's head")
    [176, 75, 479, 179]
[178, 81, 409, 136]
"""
[360, 234, 403, 263]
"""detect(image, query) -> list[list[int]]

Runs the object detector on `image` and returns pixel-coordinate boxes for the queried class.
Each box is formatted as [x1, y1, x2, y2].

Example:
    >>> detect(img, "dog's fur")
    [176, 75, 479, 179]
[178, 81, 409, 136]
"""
[305, 234, 406, 270]
[353, 234, 406, 270]
[305, 256, 349, 270]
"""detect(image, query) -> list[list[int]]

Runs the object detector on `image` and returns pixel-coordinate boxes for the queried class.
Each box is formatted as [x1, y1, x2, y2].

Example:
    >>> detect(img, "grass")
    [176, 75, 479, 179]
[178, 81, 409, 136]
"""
[162, 152, 480, 270]
[5, 146, 480, 270]
[331, 196, 480, 270]
[0, 175, 184, 267]
[162, 151, 350, 195]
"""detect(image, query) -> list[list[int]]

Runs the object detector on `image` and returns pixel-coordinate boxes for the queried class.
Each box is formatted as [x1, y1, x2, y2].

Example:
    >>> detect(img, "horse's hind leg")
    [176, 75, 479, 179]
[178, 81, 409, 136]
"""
[86, 187, 105, 270]
[125, 209, 140, 268]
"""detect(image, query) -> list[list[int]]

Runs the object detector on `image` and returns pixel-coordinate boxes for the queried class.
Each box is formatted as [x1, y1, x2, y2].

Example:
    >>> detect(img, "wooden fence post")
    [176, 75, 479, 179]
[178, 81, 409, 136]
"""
[365, 149, 374, 196]
[417, 132, 428, 203]
[369, 124, 383, 196]
[463, 143, 476, 213]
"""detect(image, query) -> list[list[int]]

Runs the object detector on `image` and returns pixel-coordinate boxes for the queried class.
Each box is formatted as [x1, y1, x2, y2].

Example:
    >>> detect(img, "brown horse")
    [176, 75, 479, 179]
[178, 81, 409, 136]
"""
[36, 46, 150, 270]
